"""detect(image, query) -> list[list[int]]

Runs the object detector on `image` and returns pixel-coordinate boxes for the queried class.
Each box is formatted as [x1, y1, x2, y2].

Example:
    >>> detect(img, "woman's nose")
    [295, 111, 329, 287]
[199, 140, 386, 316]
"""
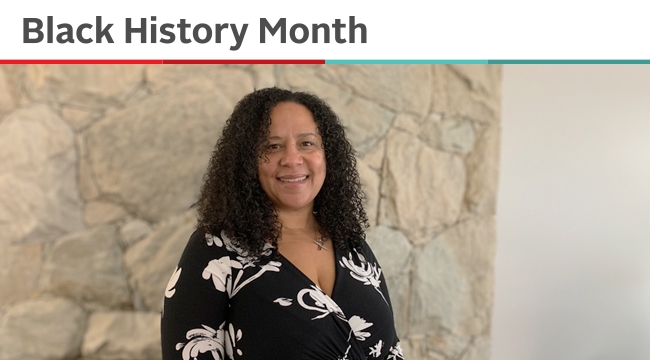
[280, 145, 302, 166]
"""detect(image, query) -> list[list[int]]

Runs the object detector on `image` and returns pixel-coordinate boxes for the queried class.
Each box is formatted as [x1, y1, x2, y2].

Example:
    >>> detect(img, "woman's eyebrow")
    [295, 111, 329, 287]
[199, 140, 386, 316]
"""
[267, 133, 318, 140]
[297, 133, 317, 138]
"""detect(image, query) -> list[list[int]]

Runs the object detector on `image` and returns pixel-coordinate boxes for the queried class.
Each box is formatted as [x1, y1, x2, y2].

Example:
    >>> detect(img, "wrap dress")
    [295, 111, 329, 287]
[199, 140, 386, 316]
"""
[161, 229, 404, 360]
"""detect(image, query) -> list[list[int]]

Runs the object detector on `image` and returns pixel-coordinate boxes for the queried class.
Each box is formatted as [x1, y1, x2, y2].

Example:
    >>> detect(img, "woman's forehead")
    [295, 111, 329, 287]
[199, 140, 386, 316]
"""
[267, 102, 319, 135]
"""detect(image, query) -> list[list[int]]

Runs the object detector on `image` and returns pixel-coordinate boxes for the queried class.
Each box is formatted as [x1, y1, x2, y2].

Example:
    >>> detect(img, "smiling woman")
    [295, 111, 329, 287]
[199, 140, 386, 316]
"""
[160, 87, 404, 360]
[257, 102, 326, 214]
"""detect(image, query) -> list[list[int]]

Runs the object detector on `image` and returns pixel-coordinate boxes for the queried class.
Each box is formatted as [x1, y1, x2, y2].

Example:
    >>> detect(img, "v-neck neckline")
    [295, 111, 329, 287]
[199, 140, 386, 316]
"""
[276, 245, 341, 300]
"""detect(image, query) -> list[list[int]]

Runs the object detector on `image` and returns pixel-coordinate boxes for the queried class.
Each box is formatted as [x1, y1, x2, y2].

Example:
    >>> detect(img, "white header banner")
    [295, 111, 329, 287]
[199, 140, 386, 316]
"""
[1, 0, 649, 60]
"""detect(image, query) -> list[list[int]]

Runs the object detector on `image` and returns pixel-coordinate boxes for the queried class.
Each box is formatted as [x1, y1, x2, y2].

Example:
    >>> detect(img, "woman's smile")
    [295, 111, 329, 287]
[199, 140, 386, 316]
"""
[278, 175, 308, 183]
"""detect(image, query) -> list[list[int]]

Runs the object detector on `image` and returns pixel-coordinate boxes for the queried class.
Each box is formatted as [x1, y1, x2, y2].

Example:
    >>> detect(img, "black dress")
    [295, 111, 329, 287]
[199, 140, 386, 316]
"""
[161, 229, 404, 360]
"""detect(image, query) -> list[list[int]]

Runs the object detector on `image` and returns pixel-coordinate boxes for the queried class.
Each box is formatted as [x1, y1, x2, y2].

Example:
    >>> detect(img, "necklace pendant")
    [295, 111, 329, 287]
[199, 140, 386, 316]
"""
[314, 238, 329, 251]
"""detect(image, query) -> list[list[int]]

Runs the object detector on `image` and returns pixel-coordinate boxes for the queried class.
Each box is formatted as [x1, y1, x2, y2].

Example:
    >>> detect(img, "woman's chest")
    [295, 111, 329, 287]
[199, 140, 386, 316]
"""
[222, 253, 397, 359]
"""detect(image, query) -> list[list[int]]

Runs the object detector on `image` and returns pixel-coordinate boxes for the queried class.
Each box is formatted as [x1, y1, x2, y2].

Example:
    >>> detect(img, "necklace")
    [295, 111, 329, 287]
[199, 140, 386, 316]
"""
[314, 237, 329, 251]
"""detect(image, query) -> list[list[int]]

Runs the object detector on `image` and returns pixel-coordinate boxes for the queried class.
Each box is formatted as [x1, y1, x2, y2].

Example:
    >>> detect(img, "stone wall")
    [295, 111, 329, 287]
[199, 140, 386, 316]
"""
[0, 64, 501, 360]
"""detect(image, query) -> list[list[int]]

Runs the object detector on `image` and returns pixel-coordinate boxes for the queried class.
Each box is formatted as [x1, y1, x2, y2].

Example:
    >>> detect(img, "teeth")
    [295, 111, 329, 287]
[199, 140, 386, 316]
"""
[279, 176, 307, 183]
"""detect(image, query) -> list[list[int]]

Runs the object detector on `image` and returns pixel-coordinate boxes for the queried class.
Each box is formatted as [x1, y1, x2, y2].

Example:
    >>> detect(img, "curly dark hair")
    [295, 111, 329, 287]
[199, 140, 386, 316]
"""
[196, 87, 368, 257]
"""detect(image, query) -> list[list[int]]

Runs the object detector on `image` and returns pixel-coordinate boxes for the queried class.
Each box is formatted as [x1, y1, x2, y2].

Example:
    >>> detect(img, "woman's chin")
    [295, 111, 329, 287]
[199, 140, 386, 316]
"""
[273, 197, 315, 212]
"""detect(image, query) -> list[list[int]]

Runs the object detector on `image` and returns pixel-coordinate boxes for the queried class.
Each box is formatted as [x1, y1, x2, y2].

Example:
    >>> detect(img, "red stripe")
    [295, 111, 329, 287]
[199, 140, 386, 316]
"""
[0, 59, 324, 64]
[0, 60, 162, 64]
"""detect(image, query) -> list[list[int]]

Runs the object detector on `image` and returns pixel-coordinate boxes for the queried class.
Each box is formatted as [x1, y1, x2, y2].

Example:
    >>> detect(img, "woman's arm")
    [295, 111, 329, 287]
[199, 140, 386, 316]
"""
[161, 230, 231, 360]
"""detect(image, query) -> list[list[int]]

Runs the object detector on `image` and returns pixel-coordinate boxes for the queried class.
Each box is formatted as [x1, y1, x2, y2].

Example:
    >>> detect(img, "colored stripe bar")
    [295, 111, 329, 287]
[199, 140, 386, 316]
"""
[2, 59, 650, 65]
[163, 59, 324, 64]
[0, 60, 163, 64]
[327, 60, 650, 64]
[488, 60, 650, 64]
[0, 59, 325, 64]
[326, 60, 488, 64]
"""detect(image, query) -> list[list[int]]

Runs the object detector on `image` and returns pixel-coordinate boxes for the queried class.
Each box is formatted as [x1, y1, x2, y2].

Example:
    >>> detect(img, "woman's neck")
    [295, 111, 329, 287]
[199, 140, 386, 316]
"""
[277, 209, 319, 232]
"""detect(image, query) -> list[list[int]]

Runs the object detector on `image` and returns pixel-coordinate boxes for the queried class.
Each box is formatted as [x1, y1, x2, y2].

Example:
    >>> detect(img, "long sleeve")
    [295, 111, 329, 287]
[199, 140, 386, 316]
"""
[359, 240, 396, 314]
[358, 240, 405, 359]
[161, 230, 231, 360]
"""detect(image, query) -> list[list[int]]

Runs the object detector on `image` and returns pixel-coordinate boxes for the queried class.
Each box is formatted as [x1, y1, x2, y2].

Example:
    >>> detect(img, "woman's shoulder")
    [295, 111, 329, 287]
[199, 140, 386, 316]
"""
[351, 235, 375, 256]
[184, 227, 216, 248]
[337, 236, 380, 266]
[182, 227, 275, 264]
[180, 228, 233, 261]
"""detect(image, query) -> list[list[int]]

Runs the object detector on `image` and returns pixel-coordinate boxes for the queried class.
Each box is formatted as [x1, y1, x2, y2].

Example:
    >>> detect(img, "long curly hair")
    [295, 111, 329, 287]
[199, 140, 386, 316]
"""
[196, 87, 368, 257]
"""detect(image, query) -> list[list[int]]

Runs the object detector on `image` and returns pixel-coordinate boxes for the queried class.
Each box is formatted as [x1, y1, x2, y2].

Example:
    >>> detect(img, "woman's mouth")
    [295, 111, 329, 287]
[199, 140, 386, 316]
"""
[278, 175, 308, 183]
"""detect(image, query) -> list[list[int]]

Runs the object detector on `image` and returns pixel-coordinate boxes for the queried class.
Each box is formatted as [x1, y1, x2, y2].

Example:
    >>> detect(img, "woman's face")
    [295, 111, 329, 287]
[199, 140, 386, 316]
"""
[258, 102, 326, 213]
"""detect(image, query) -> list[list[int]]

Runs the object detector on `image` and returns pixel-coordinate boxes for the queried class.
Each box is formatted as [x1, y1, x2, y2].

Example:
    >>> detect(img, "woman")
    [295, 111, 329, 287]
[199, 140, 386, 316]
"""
[161, 88, 404, 360]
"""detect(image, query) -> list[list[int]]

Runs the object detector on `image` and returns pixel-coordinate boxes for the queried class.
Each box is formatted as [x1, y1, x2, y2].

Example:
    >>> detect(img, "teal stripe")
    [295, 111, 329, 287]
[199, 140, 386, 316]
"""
[489, 60, 650, 64]
[325, 60, 650, 65]
[325, 60, 488, 64]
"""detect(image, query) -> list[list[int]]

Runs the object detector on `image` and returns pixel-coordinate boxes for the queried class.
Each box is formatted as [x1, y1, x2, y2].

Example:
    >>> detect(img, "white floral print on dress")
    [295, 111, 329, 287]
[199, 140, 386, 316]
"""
[175, 321, 245, 360]
[219, 231, 274, 265]
[273, 297, 293, 306]
[165, 267, 182, 298]
[175, 323, 226, 360]
[297, 285, 346, 320]
[201, 233, 282, 299]
[205, 233, 223, 247]
[339, 249, 388, 304]
[202, 256, 241, 294]
[387, 341, 404, 360]
[369, 339, 384, 358]
[348, 315, 373, 341]
[225, 323, 243, 357]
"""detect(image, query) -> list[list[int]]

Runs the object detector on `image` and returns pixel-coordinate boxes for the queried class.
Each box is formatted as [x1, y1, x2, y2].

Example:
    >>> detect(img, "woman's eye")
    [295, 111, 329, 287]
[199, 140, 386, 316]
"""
[267, 144, 281, 151]
[301, 141, 314, 147]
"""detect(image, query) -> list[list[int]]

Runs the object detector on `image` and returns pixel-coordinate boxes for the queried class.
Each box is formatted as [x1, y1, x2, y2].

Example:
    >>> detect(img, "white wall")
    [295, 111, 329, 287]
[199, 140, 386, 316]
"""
[492, 65, 650, 360]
